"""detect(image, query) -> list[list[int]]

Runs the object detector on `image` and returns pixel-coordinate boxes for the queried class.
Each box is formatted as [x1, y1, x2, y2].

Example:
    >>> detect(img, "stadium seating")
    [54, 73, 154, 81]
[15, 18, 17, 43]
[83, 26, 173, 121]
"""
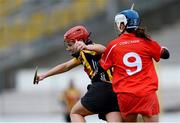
[0, 0, 107, 48]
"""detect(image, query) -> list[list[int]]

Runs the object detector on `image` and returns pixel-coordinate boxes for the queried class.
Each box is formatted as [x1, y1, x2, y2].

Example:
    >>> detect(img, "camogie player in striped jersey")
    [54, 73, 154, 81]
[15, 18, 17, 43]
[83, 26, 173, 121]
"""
[100, 8, 170, 122]
[35, 25, 121, 122]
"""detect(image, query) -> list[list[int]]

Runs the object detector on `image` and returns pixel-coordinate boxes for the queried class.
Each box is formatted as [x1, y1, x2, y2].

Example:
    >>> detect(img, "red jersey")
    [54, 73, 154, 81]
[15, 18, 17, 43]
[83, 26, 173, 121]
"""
[100, 33, 163, 97]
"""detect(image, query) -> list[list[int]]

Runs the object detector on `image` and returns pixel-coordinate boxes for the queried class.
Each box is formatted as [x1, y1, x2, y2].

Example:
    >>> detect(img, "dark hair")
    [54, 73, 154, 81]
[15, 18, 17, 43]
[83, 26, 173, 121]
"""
[127, 27, 151, 41]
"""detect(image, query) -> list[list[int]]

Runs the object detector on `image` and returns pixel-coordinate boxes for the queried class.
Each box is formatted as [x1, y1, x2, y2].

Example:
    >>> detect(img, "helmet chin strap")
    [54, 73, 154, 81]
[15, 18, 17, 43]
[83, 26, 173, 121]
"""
[117, 24, 127, 35]
[118, 28, 124, 33]
[115, 21, 124, 33]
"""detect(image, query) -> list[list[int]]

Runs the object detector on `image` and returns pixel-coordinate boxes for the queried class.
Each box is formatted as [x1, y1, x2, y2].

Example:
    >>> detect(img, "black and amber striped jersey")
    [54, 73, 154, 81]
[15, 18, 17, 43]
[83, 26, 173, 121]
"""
[72, 41, 112, 83]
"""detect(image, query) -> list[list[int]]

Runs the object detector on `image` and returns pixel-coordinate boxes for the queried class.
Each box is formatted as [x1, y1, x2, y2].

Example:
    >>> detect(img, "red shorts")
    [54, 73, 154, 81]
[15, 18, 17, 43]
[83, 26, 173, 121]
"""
[117, 92, 160, 117]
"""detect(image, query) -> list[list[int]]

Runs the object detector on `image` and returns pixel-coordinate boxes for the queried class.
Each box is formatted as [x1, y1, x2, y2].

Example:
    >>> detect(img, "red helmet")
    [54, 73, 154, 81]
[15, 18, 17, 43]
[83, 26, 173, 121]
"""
[64, 25, 89, 42]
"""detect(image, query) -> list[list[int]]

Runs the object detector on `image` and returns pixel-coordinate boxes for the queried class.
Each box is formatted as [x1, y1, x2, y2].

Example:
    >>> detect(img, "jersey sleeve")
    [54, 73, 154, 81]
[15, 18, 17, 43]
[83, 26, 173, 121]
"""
[148, 40, 162, 62]
[99, 42, 115, 70]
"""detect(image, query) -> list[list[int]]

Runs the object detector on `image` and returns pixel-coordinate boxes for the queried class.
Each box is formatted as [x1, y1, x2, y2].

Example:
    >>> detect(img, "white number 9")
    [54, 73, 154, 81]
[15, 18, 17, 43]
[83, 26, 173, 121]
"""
[123, 52, 142, 76]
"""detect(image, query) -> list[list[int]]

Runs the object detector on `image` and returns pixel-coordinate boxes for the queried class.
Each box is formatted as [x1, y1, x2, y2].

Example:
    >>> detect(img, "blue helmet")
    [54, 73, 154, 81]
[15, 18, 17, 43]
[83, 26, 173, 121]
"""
[115, 9, 140, 29]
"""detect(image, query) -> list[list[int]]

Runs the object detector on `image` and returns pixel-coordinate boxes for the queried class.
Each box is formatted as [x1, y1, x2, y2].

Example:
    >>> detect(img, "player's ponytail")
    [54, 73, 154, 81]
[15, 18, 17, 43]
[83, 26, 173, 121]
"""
[134, 27, 151, 41]
[126, 27, 151, 41]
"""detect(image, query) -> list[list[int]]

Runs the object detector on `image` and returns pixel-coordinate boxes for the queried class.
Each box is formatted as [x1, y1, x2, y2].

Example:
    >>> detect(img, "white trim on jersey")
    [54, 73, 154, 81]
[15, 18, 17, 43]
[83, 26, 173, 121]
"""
[103, 44, 118, 65]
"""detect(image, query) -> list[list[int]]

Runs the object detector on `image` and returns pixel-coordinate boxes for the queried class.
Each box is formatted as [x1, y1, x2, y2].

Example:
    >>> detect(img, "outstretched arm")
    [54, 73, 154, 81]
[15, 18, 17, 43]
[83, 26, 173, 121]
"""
[37, 58, 81, 82]
[85, 43, 106, 54]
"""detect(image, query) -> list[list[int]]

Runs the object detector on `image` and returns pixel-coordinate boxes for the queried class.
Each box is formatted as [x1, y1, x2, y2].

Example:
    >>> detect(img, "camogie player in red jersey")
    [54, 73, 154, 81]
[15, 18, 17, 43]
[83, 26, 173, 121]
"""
[99, 9, 170, 122]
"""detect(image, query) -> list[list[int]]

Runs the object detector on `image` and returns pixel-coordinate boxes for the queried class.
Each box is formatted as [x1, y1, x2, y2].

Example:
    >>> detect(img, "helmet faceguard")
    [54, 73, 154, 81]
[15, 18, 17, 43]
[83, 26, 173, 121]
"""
[64, 25, 89, 43]
[115, 9, 140, 32]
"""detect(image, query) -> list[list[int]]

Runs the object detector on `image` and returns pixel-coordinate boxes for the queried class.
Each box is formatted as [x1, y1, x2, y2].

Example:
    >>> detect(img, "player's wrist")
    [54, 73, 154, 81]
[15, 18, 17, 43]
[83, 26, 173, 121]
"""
[40, 73, 47, 80]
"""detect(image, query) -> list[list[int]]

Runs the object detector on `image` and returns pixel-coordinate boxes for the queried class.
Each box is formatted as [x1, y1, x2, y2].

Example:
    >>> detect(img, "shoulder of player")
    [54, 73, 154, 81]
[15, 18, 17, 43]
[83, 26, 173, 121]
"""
[106, 38, 120, 47]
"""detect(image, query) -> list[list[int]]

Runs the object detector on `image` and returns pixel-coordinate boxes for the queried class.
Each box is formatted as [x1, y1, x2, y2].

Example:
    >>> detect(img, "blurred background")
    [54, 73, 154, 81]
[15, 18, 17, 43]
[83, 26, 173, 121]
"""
[0, 0, 180, 122]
